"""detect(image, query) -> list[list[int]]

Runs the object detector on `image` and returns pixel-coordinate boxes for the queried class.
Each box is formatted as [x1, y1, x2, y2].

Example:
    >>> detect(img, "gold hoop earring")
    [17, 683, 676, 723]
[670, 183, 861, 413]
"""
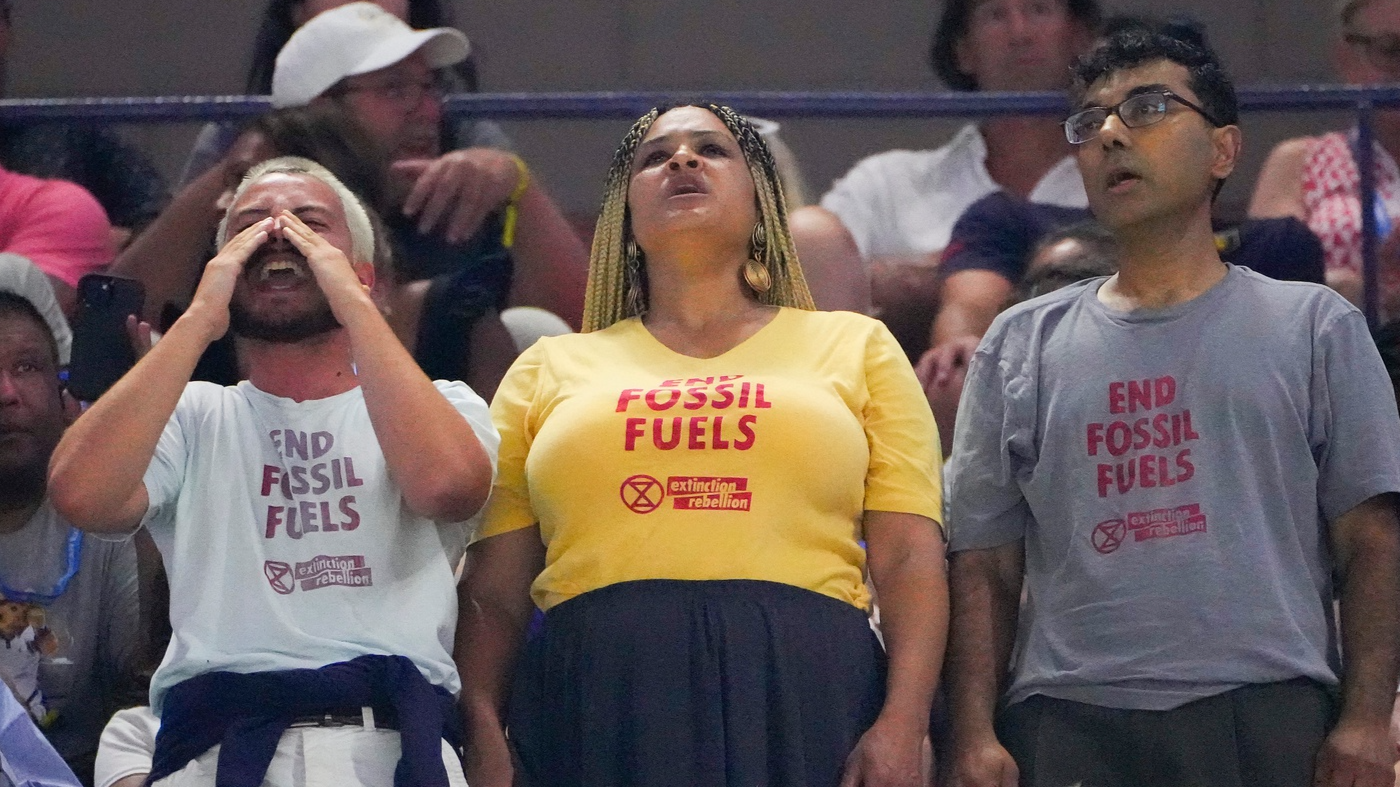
[744, 222, 772, 294]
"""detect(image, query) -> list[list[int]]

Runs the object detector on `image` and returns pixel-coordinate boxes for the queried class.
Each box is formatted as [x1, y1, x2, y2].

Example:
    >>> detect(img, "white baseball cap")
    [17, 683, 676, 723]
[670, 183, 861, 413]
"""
[271, 2, 470, 108]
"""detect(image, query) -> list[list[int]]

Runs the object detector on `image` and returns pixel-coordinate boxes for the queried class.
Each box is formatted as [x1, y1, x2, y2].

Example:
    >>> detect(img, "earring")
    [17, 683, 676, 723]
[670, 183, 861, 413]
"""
[743, 222, 772, 294]
[624, 239, 647, 317]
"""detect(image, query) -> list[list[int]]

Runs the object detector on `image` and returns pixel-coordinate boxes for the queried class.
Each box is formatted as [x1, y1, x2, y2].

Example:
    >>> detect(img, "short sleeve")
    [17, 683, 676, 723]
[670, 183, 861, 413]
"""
[1312, 307, 1400, 521]
[8, 179, 112, 288]
[820, 156, 893, 260]
[861, 321, 943, 523]
[432, 380, 501, 550]
[945, 340, 1036, 552]
[140, 393, 192, 538]
[435, 379, 501, 480]
[475, 342, 547, 541]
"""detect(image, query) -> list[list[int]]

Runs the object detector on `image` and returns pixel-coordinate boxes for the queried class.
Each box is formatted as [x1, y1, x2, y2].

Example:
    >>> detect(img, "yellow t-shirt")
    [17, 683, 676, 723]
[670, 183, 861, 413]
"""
[480, 308, 942, 611]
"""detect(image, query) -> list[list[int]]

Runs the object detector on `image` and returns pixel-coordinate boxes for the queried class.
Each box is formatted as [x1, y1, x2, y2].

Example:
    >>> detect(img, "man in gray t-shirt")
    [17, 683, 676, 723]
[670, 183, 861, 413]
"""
[946, 27, 1400, 787]
[0, 290, 141, 786]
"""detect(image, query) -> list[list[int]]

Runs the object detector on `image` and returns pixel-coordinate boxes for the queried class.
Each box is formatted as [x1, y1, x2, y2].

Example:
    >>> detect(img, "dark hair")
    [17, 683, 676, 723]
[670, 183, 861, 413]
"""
[245, 103, 393, 217]
[0, 290, 59, 367]
[930, 0, 1102, 91]
[1015, 221, 1119, 301]
[244, 0, 480, 94]
[1072, 25, 1238, 127]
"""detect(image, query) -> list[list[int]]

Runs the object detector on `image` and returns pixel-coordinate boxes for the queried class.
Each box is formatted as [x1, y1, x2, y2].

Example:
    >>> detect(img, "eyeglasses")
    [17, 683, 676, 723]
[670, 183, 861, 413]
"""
[1063, 90, 1223, 145]
[1344, 31, 1400, 75]
[330, 72, 450, 106]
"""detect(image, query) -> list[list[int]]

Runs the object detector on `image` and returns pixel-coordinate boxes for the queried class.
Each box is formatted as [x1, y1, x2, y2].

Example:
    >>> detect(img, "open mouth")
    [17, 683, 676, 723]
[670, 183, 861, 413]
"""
[250, 256, 310, 289]
[668, 177, 707, 197]
[1105, 167, 1142, 190]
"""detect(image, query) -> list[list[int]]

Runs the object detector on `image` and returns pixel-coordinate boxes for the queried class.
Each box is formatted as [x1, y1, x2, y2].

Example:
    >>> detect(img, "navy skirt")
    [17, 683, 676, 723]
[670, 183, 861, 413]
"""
[508, 579, 887, 787]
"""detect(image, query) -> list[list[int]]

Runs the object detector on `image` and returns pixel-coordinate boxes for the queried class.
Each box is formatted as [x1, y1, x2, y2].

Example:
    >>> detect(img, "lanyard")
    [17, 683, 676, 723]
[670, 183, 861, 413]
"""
[0, 528, 83, 605]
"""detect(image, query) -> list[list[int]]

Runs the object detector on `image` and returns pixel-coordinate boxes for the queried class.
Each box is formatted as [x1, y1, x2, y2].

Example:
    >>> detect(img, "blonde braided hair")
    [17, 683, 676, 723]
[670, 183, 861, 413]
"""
[582, 104, 815, 333]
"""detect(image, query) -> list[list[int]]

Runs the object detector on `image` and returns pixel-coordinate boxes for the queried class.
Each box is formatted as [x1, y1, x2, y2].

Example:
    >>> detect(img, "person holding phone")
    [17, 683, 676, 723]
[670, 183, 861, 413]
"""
[47, 157, 499, 786]
[458, 104, 947, 787]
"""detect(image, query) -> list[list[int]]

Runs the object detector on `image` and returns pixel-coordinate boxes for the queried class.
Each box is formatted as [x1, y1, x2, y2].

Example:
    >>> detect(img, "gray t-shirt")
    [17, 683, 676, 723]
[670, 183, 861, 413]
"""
[946, 265, 1400, 711]
[0, 500, 140, 765]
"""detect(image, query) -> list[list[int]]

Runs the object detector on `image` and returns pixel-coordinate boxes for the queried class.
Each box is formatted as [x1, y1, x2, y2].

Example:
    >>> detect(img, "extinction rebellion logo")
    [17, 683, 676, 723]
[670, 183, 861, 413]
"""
[619, 475, 752, 512]
[263, 555, 373, 594]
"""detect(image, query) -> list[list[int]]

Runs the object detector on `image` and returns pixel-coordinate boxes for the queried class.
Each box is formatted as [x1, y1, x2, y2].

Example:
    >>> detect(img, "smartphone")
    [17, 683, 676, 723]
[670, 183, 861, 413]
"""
[68, 274, 145, 401]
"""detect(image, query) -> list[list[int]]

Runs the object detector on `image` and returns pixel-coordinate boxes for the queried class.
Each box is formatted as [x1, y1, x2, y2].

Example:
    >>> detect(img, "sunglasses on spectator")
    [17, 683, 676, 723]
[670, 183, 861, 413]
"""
[1344, 31, 1400, 75]
[1064, 90, 1224, 145]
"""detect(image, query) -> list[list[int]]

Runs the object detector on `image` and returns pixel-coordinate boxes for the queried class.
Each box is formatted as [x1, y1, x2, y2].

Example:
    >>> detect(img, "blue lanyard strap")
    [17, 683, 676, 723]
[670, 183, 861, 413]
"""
[0, 528, 83, 605]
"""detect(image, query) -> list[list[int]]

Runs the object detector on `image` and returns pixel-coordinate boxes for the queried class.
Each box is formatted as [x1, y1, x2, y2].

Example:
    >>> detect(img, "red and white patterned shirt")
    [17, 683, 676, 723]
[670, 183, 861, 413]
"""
[1301, 130, 1400, 314]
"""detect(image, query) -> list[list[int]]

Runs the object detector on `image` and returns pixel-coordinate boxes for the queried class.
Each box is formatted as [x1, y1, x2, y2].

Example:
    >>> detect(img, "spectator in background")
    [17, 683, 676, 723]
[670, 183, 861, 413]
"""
[180, 0, 503, 186]
[271, 3, 587, 327]
[0, 288, 141, 786]
[0, 1, 168, 248]
[1251, 0, 1400, 320]
[922, 220, 1119, 458]
[0, 165, 111, 319]
[791, 0, 1098, 353]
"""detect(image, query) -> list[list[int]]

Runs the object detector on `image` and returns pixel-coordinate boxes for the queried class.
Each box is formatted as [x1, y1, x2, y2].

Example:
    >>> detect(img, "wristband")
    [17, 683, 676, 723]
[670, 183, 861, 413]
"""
[501, 153, 531, 248]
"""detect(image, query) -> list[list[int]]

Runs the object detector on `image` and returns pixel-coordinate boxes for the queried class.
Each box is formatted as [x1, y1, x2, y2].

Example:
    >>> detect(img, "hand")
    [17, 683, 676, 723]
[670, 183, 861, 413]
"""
[393, 148, 524, 244]
[183, 217, 272, 341]
[916, 335, 981, 391]
[949, 735, 1018, 787]
[125, 313, 154, 361]
[1314, 715, 1396, 787]
[838, 717, 926, 787]
[274, 211, 373, 322]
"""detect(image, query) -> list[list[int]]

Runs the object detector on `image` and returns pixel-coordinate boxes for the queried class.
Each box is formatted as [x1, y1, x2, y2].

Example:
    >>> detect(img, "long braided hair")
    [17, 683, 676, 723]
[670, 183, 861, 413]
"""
[582, 104, 815, 333]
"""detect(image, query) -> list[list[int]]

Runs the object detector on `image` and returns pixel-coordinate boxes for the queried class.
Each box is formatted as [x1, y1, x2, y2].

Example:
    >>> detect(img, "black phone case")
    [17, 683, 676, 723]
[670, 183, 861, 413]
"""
[68, 274, 145, 401]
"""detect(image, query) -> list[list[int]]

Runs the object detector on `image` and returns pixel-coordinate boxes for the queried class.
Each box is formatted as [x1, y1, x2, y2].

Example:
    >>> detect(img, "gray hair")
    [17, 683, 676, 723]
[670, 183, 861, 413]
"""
[216, 155, 375, 264]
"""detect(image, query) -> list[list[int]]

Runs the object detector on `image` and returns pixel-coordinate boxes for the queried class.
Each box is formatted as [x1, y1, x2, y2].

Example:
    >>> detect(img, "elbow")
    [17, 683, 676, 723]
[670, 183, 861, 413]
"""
[47, 478, 116, 533]
[405, 464, 493, 523]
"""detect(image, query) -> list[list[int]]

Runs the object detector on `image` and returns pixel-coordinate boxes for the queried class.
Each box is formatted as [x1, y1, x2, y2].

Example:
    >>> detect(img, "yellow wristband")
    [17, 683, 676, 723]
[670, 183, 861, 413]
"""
[502, 153, 531, 248]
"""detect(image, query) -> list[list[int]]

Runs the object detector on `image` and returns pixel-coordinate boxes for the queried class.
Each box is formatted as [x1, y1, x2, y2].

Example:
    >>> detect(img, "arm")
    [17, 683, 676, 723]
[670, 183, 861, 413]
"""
[1314, 493, 1400, 787]
[456, 527, 545, 787]
[108, 162, 228, 325]
[840, 511, 947, 787]
[1248, 138, 1311, 221]
[394, 151, 589, 329]
[278, 212, 495, 522]
[946, 541, 1025, 787]
[930, 270, 1013, 348]
[789, 205, 873, 314]
[47, 219, 274, 533]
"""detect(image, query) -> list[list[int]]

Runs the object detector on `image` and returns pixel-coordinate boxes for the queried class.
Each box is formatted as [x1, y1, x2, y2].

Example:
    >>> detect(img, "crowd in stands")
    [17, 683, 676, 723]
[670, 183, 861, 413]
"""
[3, 0, 1400, 786]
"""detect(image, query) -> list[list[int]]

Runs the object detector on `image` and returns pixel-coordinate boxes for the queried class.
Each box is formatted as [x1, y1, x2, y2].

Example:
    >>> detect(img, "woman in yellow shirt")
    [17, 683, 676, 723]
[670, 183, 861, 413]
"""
[457, 104, 948, 787]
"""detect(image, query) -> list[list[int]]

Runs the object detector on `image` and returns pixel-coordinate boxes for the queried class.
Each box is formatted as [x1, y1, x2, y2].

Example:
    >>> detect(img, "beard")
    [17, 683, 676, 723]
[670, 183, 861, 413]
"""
[0, 459, 46, 512]
[228, 293, 341, 344]
[228, 247, 342, 343]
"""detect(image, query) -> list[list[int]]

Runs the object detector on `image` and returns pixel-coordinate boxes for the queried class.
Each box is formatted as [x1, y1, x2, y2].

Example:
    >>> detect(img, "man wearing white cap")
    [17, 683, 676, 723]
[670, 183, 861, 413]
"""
[272, 1, 588, 329]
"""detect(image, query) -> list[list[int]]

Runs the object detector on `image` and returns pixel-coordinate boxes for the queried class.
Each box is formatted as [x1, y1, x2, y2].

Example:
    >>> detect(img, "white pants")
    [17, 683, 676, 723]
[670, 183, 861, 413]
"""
[150, 726, 468, 787]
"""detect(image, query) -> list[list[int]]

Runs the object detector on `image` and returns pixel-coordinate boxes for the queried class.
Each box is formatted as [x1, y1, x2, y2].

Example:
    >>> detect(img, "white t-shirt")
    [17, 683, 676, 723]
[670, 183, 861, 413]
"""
[140, 380, 499, 712]
[820, 123, 1087, 260]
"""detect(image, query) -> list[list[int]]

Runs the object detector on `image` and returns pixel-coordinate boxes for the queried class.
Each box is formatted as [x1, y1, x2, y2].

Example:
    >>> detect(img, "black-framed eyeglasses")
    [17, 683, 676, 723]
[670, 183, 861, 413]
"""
[1344, 31, 1400, 75]
[1063, 90, 1224, 145]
